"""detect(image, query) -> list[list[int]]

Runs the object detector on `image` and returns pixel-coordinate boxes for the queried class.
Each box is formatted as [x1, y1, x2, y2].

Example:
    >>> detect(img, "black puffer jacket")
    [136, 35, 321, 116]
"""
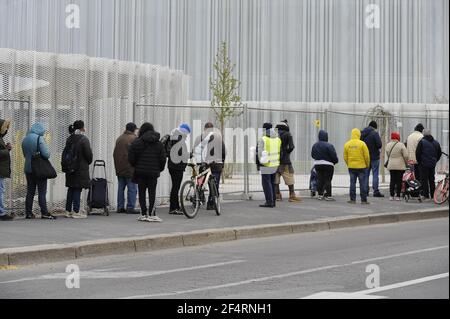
[65, 134, 93, 189]
[275, 124, 295, 165]
[129, 130, 166, 180]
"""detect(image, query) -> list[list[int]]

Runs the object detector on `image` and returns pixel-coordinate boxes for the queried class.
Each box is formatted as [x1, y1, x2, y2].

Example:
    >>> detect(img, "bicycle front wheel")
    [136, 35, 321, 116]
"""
[434, 178, 449, 204]
[180, 180, 200, 219]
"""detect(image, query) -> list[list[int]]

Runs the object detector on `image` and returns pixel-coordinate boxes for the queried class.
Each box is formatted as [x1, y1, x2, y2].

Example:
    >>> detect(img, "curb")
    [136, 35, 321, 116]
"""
[0, 207, 448, 266]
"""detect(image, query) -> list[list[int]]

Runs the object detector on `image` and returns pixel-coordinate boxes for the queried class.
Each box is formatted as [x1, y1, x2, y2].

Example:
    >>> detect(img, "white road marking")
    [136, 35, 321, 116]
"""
[303, 272, 449, 299]
[122, 245, 449, 299]
[0, 260, 245, 284]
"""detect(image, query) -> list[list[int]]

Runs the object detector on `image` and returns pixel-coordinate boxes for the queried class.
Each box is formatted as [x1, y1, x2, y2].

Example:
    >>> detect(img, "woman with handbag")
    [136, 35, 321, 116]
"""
[21, 122, 57, 219]
[385, 132, 409, 201]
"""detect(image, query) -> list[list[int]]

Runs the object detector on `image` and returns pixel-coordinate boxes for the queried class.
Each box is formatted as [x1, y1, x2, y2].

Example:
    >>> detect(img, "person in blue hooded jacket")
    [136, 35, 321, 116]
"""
[311, 130, 339, 200]
[21, 122, 56, 219]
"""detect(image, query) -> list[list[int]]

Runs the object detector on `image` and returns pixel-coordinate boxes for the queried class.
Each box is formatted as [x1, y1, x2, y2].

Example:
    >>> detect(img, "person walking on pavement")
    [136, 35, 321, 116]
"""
[344, 128, 371, 204]
[415, 129, 442, 201]
[21, 122, 56, 219]
[113, 123, 139, 214]
[256, 123, 281, 208]
[0, 119, 14, 221]
[193, 122, 226, 211]
[311, 130, 339, 201]
[274, 120, 302, 202]
[407, 123, 425, 183]
[385, 132, 409, 201]
[63, 120, 93, 219]
[166, 123, 191, 215]
[361, 121, 384, 197]
[128, 123, 166, 221]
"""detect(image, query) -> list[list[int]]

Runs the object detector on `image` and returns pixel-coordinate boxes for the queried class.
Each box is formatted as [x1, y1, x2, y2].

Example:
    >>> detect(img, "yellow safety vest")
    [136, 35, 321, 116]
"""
[261, 136, 281, 167]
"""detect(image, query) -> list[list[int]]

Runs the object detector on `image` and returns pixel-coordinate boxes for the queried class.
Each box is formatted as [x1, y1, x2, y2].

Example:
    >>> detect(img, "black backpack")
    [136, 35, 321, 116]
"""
[61, 137, 80, 174]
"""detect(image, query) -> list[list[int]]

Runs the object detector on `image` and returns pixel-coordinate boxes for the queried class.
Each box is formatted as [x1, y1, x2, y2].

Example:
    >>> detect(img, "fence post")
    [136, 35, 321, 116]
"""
[243, 104, 251, 200]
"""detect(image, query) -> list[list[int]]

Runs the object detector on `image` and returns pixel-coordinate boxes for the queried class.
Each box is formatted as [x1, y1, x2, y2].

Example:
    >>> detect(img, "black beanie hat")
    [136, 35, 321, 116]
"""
[126, 122, 137, 132]
[415, 123, 424, 133]
[73, 120, 85, 130]
[369, 121, 378, 129]
[263, 122, 273, 130]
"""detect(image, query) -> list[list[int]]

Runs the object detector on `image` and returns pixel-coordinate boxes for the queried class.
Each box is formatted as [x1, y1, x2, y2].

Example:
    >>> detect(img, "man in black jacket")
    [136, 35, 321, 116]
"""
[274, 120, 301, 202]
[361, 121, 384, 197]
[415, 129, 443, 200]
[129, 123, 167, 221]
[0, 119, 13, 221]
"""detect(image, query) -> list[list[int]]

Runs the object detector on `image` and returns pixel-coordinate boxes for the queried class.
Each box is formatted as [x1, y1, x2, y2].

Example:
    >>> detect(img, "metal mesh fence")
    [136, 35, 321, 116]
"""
[0, 48, 189, 215]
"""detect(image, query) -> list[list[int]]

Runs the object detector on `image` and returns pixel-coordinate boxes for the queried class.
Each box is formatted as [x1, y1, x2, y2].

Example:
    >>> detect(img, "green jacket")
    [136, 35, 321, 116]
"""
[0, 119, 11, 178]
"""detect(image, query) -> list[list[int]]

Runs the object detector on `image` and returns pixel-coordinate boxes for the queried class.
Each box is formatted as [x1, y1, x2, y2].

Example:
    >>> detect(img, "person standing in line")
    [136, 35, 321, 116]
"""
[128, 123, 166, 221]
[21, 122, 57, 219]
[415, 129, 442, 201]
[407, 123, 425, 182]
[344, 128, 371, 204]
[166, 123, 191, 215]
[311, 130, 339, 201]
[361, 121, 384, 197]
[385, 132, 408, 201]
[193, 122, 226, 211]
[256, 123, 281, 208]
[0, 119, 14, 221]
[274, 120, 302, 202]
[113, 123, 139, 214]
[64, 120, 93, 219]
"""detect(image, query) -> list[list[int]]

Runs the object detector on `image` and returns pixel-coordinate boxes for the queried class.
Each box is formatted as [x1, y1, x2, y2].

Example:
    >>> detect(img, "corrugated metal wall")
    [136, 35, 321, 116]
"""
[0, 0, 448, 103]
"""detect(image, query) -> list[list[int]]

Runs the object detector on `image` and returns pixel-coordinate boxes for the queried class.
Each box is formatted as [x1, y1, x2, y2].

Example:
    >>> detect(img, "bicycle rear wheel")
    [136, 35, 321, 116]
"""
[180, 180, 200, 219]
[434, 178, 449, 204]
[209, 177, 221, 216]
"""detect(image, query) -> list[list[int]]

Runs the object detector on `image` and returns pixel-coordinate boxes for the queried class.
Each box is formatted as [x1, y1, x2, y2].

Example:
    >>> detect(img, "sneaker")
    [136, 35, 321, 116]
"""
[169, 210, 184, 215]
[324, 196, 335, 201]
[148, 216, 163, 223]
[65, 211, 73, 218]
[276, 193, 283, 202]
[0, 214, 14, 221]
[259, 203, 272, 208]
[310, 191, 316, 198]
[289, 195, 302, 202]
[389, 196, 395, 201]
[395, 197, 401, 201]
[317, 195, 324, 201]
[25, 214, 36, 219]
[138, 215, 148, 222]
[361, 201, 370, 205]
[126, 208, 140, 215]
[72, 211, 87, 219]
[373, 192, 385, 198]
[116, 208, 126, 214]
[347, 200, 356, 204]
[41, 213, 57, 220]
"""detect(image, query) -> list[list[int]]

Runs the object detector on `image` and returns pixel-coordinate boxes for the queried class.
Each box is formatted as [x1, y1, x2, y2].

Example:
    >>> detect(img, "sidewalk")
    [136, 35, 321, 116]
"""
[0, 194, 446, 250]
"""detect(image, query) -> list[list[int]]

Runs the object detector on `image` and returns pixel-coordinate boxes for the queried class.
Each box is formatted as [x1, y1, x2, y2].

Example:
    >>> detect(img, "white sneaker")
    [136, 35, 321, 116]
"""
[149, 216, 163, 223]
[72, 211, 87, 219]
[324, 196, 335, 201]
[395, 197, 401, 201]
[389, 197, 395, 201]
[317, 196, 324, 201]
[65, 211, 73, 218]
[138, 215, 148, 222]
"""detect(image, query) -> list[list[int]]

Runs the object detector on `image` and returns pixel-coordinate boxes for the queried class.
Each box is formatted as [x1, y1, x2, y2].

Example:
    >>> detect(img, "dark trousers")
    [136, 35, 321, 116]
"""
[389, 170, 405, 197]
[262, 173, 276, 205]
[208, 171, 221, 205]
[315, 165, 334, 197]
[349, 169, 368, 202]
[25, 173, 48, 215]
[66, 187, 82, 213]
[169, 169, 184, 210]
[138, 177, 158, 215]
[420, 166, 436, 199]
[413, 164, 421, 182]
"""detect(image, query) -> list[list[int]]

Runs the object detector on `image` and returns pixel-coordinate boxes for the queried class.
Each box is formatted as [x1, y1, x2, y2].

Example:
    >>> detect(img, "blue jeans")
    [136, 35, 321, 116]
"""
[0, 178, 6, 216]
[66, 188, 82, 213]
[262, 173, 276, 205]
[117, 177, 137, 210]
[365, 159, 380, 193]
[25, 173, 48, 215]
[349, 169, 368, 202]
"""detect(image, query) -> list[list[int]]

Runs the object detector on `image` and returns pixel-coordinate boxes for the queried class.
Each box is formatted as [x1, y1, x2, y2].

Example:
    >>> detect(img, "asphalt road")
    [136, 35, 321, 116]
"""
[0, 218, 448, 299]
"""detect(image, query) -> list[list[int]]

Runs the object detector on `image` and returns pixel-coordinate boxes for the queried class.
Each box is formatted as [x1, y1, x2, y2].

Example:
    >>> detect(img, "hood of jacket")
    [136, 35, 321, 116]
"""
[142, 130, 161, 144]
[423, 135, 435, 143]
[0, 119, 11, 137]
[30, 122, 46, 136]
[360, 126, 374, 140]
[318, 130, 329, 142]
[351, 128, 361, 140]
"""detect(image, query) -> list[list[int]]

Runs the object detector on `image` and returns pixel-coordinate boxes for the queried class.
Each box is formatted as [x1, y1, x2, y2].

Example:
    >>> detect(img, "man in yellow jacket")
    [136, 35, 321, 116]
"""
[344, 128, 371, 204]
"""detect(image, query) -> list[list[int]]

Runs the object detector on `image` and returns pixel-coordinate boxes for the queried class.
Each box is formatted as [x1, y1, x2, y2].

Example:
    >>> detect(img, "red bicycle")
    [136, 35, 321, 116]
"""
[434, 153, 449, 205]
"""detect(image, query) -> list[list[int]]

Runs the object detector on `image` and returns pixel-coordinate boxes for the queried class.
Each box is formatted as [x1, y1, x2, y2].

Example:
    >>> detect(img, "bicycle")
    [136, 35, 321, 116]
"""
[434, 152, 449, 205]
[179, 163, 221, 219]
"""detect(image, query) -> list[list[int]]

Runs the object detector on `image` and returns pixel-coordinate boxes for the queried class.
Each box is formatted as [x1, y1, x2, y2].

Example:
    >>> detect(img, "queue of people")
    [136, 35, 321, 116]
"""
[0, 117, 445, 221]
